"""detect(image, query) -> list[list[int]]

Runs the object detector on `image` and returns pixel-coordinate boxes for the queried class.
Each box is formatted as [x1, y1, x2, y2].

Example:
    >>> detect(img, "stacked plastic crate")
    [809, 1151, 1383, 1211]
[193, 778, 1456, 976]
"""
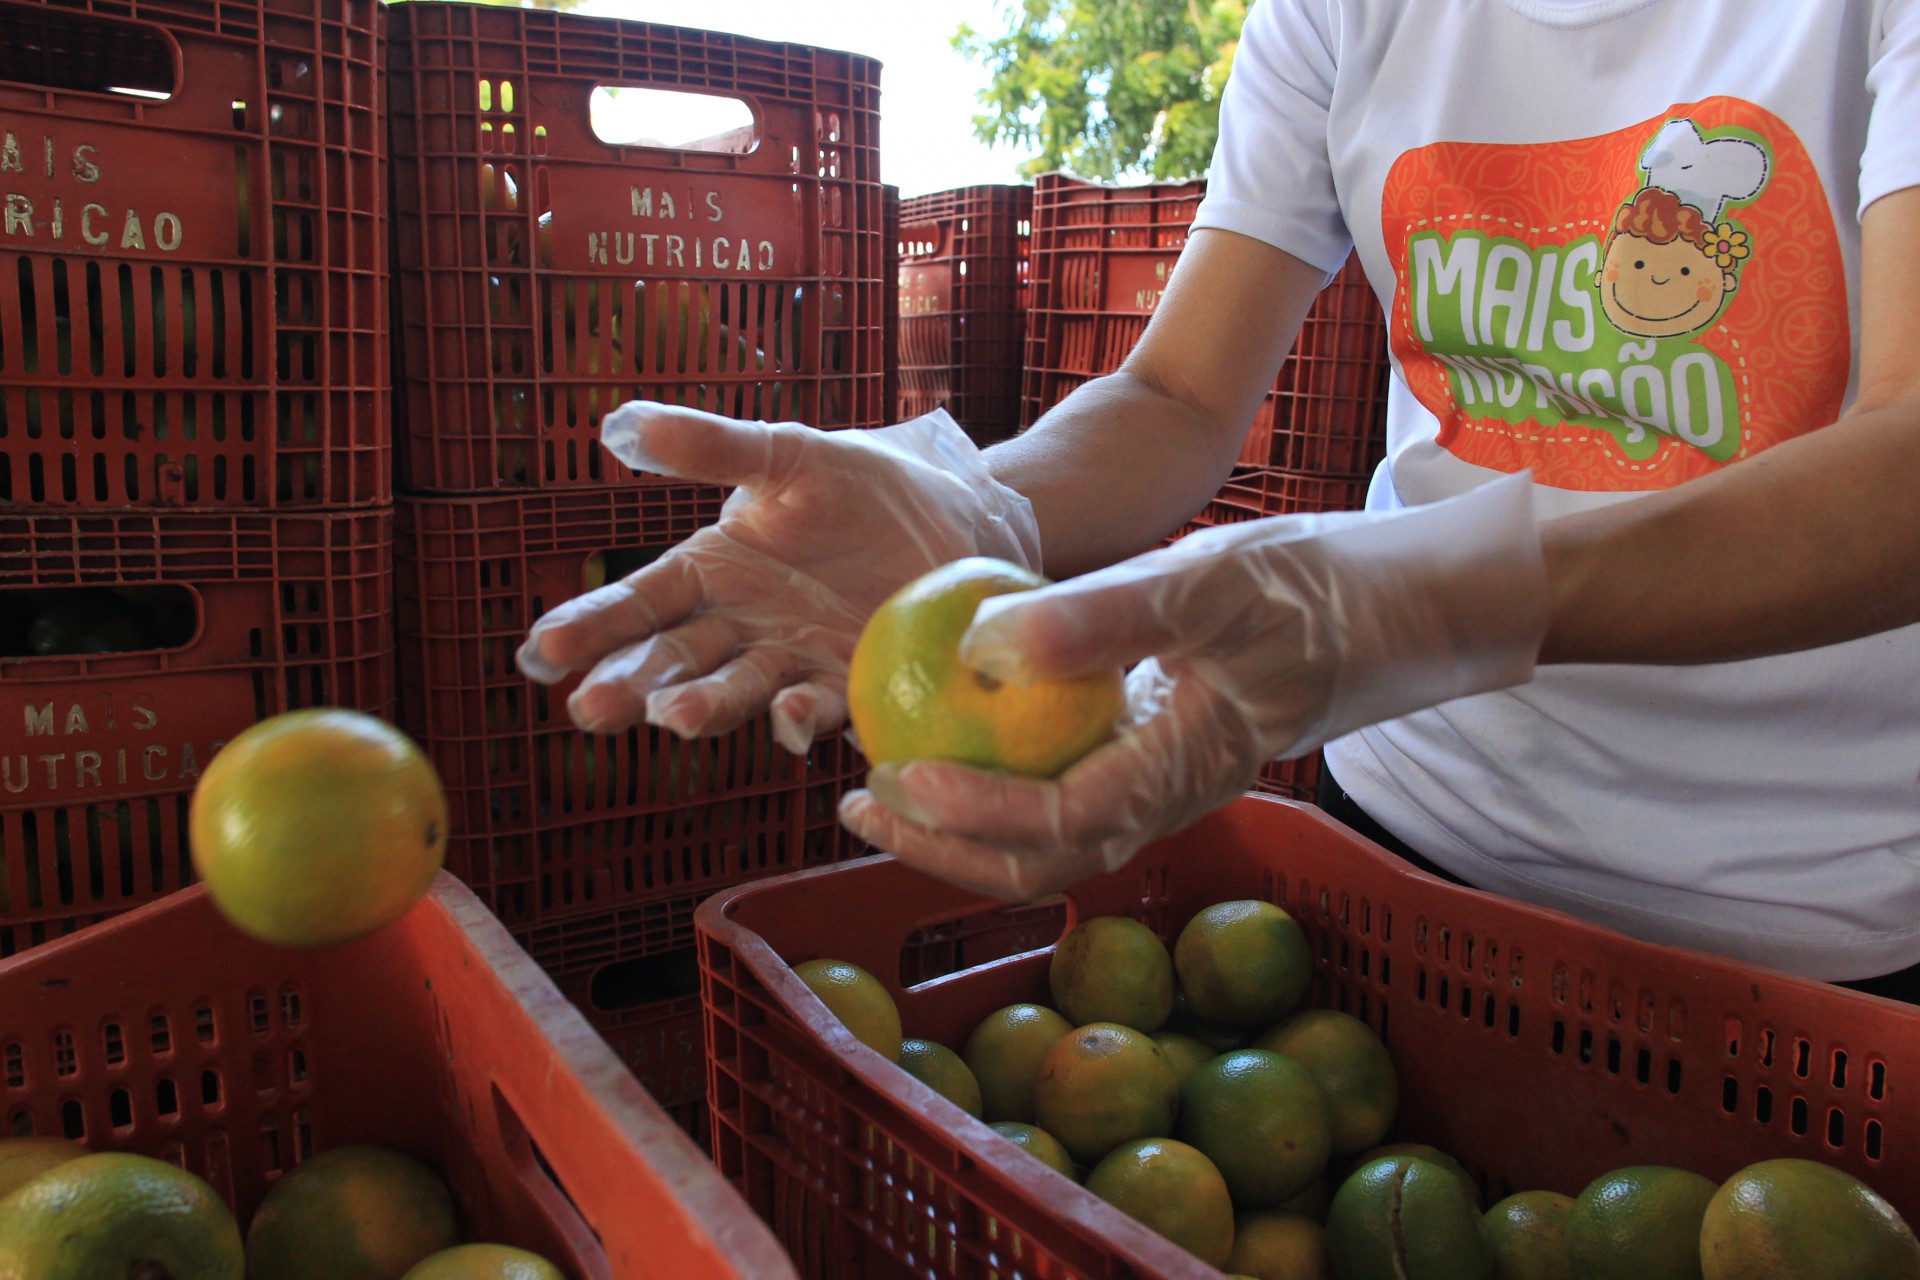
[1023, 173, 1392, 801]
[897, 183, 1031, 444]
[0, 0, 395, 957]
[385, 3, 886, 1135]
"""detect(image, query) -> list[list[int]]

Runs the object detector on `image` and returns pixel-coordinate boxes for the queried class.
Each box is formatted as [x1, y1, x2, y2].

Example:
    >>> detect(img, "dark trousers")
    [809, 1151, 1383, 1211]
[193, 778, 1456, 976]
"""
[1315, 773, 1920, 1007]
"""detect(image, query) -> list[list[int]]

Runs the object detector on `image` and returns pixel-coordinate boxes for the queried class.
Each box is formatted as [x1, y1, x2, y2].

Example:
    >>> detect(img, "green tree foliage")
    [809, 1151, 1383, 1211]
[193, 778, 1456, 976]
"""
[955, 0, 1247, 180]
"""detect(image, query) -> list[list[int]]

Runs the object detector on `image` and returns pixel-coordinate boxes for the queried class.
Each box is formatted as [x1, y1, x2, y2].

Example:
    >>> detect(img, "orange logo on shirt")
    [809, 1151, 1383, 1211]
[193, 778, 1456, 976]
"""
[1381, 97, 1848, 491]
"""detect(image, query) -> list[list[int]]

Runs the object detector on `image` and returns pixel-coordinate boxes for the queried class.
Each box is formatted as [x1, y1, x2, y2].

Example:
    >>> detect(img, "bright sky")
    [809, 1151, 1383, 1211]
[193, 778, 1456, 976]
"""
[573, 0, 1041, 197]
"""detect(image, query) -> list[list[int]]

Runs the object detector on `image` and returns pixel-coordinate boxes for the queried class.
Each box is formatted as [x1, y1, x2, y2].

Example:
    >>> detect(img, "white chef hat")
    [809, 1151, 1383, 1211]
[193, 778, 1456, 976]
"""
[1638, 118, 1769, 223]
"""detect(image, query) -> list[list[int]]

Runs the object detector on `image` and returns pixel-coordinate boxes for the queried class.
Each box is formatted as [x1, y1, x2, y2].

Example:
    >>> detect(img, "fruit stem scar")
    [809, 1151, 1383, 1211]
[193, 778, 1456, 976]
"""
[971, 669, 1003, 693]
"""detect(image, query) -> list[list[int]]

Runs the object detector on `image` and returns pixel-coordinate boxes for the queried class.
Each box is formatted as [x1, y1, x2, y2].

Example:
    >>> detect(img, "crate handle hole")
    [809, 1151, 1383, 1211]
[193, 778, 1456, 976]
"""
[583, 543, 671, 594]
[0, 2, 177, 100]
[590, 87, 758, 155]
[588, 947, 701, 1012]
[490, 1084, 608, 1269]
[0, 584, 199, 660]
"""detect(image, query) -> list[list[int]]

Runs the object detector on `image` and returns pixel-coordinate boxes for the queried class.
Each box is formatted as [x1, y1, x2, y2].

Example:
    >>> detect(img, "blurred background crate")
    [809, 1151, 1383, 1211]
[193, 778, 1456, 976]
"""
[896, 184, 1031, 445]
[0, 0, 390, 511]
[394, 485, 865, 926]
[1023, 172, 1388, 481]
[882, 184, 900, 432]
[396, 482, 872, 1134]
[0, 509, 393, 958]
[388, 4, 888, 493]
[1021, 175, 1199, 439]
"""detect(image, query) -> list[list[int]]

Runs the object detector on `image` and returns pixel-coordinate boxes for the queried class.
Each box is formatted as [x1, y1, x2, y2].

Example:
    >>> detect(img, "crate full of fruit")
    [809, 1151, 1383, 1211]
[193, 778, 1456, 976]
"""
[698, 793, 1919, 1278]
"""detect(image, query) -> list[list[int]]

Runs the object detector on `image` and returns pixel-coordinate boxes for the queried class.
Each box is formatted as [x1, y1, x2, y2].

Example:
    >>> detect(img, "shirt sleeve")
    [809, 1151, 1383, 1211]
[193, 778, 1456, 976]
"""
[1861, 0, 1920, 213]
[1191, 0, 1351, 274]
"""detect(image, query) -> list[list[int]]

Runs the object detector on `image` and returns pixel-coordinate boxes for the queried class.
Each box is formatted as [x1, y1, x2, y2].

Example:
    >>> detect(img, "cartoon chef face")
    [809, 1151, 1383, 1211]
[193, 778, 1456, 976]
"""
[1599, 187, 1735, 339]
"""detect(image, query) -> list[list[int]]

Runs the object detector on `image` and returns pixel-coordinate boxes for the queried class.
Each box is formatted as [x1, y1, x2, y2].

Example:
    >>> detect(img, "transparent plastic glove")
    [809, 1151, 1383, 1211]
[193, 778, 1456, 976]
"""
[839, 473, 1549, 900]
[516, 402, 1040, 751]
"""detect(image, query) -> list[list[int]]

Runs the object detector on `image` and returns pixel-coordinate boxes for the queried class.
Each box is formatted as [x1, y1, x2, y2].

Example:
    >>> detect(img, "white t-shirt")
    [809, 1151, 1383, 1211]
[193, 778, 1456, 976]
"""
[1192, 0, 1920, 980]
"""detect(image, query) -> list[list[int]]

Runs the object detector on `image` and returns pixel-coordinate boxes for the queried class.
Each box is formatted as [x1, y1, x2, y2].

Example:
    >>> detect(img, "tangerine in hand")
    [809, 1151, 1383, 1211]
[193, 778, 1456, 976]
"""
[847, 558, 1124, 779]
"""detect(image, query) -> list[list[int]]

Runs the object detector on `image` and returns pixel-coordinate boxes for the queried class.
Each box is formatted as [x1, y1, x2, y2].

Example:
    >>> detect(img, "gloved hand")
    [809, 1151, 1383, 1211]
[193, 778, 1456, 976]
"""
[839, 473, 1550, 900]
[516, 403, 1040, 751]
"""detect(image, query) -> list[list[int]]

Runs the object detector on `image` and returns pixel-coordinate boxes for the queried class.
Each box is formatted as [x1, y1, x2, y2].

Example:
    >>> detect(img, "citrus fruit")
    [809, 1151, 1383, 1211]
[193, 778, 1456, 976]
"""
[1167, 990, 1250, 1052]
[965, 1003, 1074, 1122]
[189, 708, 448, 948]
[989, 1122, 1079, 1182]
[401, 1243, 567, 1280]
[1174, 901, 1312, 1027]
[1255, 1010, 1398, 1156]
[1032, 1022, 1181, 1165]
[1700, 1158, 1920, 1279]
[1485, 1190, 1575, 1280]
[1085, 1137, 1236, 1268]
[1354, 1143, 1484, 1208]
[0, 1151, 243, 1280]
[1328, 1155, 1493, 1280]
[1281, 1177, 1332, 1220]
[846, 557, 1125, 778]
[1179, 1048, 1333, 1207]
[1226, 1208, 1333, 1279]
[792, 959, 903, 1062]
[244, 1145, 460, 1280]
[1152, 1031, 1215, 1088]
[1049, 915, 1175, 1031]
[0, 1137, 82, 1202]
[899, 1037, 984, 1117]
[1564, 1165, 1717, 1280]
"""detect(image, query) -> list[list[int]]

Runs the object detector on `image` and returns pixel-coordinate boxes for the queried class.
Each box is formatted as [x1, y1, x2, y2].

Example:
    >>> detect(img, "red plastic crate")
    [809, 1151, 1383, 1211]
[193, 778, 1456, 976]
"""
[1164, 467, 1371, 546]
[1213, 467, 1370, 519]
[388, 3, 888, 493]
[898, 897, 1069, 987]
[1252, 751, 1323, 804]
[883, 184, 900, 434]
[1021, 175, 1199, 436]
[0, 0, 390, 510]
[0, 509, 393, 958]
[1022, 174, 1387, 476]
[897, 184, 1031, 443]
[699, 794, 1920, 1279]
[0, 873, 798, 1279]
[397, 487, 872, 930]
[1251, 254, 1390, 476]
[499, 727, 867, 1144]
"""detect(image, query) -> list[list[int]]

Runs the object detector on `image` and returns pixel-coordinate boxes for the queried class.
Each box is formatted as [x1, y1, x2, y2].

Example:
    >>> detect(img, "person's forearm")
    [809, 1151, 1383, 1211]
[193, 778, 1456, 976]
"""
[986, 370, 1248, 578]
[1541, 396, 1920, 664]
[984, 229, 1330, 580]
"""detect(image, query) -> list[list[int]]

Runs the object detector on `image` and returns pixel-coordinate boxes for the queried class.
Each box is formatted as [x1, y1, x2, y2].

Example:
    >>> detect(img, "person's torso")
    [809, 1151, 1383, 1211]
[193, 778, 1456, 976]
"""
[1308, 0, 1920, 978]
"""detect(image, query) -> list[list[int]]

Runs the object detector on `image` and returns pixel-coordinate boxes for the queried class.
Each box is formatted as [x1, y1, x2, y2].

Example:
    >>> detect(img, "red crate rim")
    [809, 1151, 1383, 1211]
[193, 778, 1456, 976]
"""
[1, 873, 800, 1278]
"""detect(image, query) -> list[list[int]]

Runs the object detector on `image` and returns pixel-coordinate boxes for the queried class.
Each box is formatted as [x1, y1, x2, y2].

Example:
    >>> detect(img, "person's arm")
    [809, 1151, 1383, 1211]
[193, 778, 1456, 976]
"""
[843, 192, 1920, 901]
[1540, 186, 1920, 664]
[987, 228, 1330, 577]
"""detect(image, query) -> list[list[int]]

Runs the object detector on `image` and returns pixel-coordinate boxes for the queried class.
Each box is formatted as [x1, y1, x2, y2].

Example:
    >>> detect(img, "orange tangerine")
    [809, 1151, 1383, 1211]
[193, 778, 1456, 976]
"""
[847, 558, 1124, 778]
[189, 709, 447, 948]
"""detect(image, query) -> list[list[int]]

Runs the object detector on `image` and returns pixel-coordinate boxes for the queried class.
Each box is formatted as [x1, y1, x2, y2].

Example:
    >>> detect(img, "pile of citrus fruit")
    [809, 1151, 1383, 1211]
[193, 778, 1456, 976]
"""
[0, 1138, 565, 1279]
[796, 902, 1920, 1280]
